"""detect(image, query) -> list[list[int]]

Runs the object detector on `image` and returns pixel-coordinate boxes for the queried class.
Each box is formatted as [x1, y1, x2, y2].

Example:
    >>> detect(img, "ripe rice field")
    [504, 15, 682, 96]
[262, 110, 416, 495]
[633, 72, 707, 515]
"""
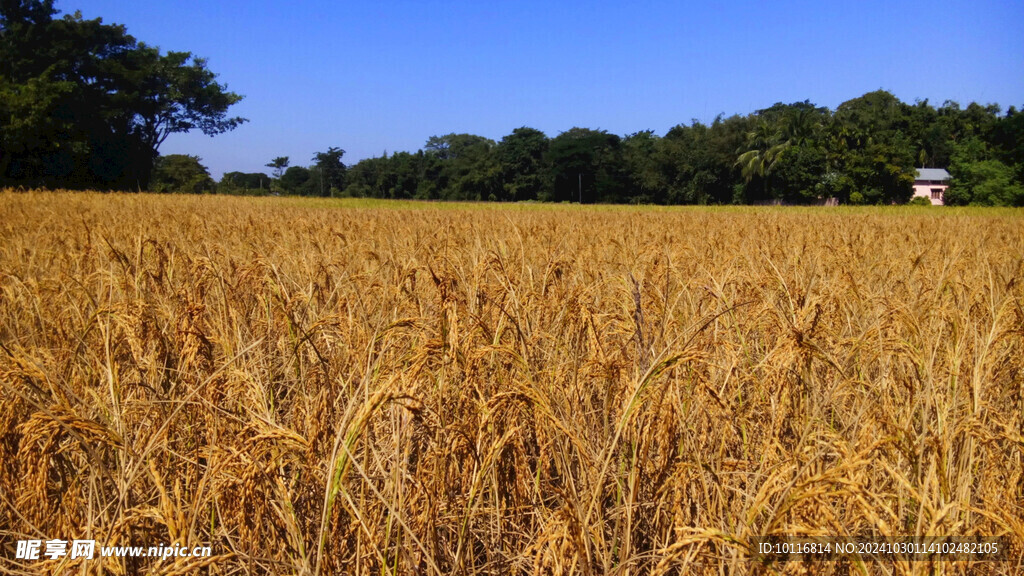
[1, 191, 1022, 575]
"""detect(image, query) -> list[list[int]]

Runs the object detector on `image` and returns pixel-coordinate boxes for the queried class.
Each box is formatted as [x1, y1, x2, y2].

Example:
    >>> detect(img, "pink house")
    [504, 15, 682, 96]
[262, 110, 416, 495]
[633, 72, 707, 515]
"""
[913, 168, 951, 205]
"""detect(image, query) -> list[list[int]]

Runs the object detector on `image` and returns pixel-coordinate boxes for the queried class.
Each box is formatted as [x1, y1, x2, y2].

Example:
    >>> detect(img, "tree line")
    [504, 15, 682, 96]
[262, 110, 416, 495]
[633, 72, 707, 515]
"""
[3, 2, 1021, 205]
[218, 93, 1022, 205]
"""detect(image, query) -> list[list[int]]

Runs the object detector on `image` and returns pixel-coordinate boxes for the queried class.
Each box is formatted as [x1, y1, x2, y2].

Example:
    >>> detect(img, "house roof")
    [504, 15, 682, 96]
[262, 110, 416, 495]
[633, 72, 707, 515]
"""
[915, 168, 951, 181]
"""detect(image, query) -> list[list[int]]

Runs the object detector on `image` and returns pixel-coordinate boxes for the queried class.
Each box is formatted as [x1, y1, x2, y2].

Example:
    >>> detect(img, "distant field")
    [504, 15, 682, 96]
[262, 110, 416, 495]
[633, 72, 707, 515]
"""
[1, 191, 1022, 575]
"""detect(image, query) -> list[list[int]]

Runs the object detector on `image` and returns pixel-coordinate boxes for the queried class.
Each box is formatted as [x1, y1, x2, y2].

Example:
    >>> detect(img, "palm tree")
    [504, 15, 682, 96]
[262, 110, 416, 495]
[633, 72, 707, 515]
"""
[736, 121, 787, 182]
[781, 107, 821, 148]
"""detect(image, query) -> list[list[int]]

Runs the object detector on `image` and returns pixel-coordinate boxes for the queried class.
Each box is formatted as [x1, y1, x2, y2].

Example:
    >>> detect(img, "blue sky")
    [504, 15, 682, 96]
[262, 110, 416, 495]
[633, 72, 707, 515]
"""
[58, 0, 1024, 179]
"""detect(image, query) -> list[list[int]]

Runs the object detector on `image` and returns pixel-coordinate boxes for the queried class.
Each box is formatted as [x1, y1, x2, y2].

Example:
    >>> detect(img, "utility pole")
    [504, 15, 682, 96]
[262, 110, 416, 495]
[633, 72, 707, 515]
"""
[578, 172, 582, 204]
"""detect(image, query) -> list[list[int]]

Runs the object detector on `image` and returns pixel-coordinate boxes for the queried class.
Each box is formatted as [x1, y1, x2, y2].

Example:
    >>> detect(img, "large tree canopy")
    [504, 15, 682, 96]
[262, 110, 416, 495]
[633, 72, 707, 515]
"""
[547, 128, 626, 203]
[150, 154, 214, 194]
[311, 147, 346, 196]
[0, 0, 245, 189]
[497, 127, 549, 202]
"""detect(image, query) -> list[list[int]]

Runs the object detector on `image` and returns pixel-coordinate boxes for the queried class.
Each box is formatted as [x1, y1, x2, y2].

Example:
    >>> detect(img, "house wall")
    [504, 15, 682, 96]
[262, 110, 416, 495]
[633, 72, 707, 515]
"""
[913, 181, 948, 205]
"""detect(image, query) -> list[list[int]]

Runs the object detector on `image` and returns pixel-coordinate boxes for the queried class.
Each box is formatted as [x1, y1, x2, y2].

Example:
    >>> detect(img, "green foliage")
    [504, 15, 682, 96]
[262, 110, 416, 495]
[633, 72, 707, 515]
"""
[280, 165, 312, 195]
[266, 157, 289, 179]
[828, 91, 916, 204]
[342, 151, 432, 199]
[988, 106, 1024, 169]
[547, 128, 626, 203]
[151, 154, 213, 194]
[219, 172, 269, 194]
[0, 0, 244, 189]
[948, 138, 1024, 206]
[772, 144, 828, 204]
[621, 131, 665, 204]
[631, 116, 748, 205]
[312, 147, 345, 196]
[736, 120, 786, 184]
[423, 134, 500, 200]
[658, 122, 710, 204]
[732, 102, 831, 203]
[331, 92, 1022, 206]
[908, 196, 932, 206]
[497, 127, 549, 201]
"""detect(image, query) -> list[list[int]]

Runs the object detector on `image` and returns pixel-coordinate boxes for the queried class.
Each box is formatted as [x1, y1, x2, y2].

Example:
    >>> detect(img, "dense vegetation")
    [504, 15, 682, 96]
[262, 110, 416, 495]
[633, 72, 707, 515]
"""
[3, 1, 1022, 205]
[220, 95, 1024, 206]
[2, 193, 1022, 574]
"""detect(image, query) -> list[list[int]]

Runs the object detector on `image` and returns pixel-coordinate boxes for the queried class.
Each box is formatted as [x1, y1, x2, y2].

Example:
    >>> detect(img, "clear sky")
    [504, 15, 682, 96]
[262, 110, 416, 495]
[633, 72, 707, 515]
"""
[57, 0, 1024, 179]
